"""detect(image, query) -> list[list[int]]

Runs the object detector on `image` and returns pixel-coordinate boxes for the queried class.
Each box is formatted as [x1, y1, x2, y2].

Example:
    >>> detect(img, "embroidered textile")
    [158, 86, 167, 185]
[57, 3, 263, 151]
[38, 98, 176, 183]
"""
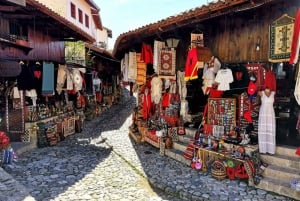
[159, 48, 176, 76]
[136, 61, 147, 86]
[269, 14, 295, 62]
[153, 40, 165, 73]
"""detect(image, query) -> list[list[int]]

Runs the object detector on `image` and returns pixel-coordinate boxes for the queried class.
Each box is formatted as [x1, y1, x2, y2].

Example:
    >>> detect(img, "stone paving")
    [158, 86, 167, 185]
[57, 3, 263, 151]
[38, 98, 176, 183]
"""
[0, 88, 296, 201]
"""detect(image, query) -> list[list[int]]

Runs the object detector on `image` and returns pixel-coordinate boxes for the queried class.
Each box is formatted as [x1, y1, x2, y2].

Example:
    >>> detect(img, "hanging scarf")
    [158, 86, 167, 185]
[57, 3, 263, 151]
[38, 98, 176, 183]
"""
[142, 90, 152, 119]
[290, 8, 300, 64]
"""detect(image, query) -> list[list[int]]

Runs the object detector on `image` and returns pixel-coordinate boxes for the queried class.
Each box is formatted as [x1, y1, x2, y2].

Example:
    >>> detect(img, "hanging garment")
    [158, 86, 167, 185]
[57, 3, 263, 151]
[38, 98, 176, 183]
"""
[151, 76, 163, 104]
[121, 53, 129, 82]
[17, 63, 35, 90]
[153, 40, 165, 73]
[202, 64, 215, 94]
[42, 62, 54, 95]
[258, 91, 276, 154]
[290, 8, 300, 65]
[56, 64, 67, 95]
[177, 70, 186, 99]
[128, 51, 137, 82]
[142, 90, 152, 119]
[141, 42, 153, 64]
[162, 92, 170, 108]
[294, 64, 300, 105]
[264, 70, 277, 92]
[184, 48, 199, 81]
[214, 68, 234, 91]
[85, 72, 93, 95]
[71, 68, 83, 92]
[136, 61, 147, 86]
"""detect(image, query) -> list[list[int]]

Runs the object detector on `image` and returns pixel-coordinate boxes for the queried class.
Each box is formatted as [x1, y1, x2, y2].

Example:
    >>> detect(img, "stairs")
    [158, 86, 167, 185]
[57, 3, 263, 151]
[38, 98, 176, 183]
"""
[164, 127, 196, 167]
[164, 127, 300, 200]
[256, 146, 300, 200]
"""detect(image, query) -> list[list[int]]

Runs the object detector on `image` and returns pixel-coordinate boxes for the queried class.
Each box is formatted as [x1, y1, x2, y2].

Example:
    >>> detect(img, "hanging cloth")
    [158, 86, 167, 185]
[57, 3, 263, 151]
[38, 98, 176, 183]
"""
[184, 48, 199, 81]
[141, 42, 153, 64]
[121, 53, 129, 82]
[42, 62, 54, 95]
[56, 64, 67, 95]
[17, 63, 35, 91]
[264, 70, 277, 92]
[294, 64, 300, 105]
[128, 51, 137, 82]
[153, 40, 165, 73]
[290, 8, 300, 64]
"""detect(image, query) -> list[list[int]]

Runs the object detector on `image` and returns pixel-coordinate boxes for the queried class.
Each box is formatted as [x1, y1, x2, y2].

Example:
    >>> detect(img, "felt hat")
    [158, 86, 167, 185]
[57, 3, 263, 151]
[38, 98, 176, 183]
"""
[247, 81, 257, 95]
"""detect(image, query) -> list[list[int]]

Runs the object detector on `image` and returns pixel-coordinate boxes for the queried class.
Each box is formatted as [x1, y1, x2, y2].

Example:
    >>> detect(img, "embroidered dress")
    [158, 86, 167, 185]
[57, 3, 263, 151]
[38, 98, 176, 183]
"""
[258, 91, 276, 154]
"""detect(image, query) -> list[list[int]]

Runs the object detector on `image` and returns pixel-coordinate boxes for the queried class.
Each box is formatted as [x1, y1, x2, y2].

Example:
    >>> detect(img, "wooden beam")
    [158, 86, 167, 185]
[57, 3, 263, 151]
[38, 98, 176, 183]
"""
[0, 6, 18, 12]
[1, 14, 34, 19]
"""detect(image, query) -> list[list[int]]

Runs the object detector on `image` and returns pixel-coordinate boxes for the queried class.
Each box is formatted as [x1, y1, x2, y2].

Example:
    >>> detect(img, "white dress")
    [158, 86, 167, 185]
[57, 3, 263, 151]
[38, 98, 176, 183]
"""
[258, 91, 276, 154]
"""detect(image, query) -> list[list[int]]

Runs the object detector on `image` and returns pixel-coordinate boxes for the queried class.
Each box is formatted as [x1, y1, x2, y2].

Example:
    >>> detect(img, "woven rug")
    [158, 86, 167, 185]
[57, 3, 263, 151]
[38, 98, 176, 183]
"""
[159, 48, 176, 76]
[269, 14, 295, 62]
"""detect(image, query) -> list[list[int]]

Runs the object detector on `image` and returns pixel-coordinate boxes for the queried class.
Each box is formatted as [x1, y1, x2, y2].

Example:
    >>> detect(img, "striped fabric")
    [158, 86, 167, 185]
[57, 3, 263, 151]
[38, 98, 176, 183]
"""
[136, 61, 147, 86]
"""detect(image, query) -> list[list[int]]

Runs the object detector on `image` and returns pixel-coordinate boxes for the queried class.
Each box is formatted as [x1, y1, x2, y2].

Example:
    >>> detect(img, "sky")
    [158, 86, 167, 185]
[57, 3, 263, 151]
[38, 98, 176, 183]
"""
[95, 0, 209, 50]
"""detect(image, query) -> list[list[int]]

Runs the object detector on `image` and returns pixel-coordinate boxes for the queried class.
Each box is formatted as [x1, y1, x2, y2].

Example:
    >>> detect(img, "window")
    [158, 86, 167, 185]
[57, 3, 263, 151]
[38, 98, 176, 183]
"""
[78, 9, 83, 23]
[70, 3, 76, 19]
[85, 14, 89, 28]
[9, 22, 28, 41]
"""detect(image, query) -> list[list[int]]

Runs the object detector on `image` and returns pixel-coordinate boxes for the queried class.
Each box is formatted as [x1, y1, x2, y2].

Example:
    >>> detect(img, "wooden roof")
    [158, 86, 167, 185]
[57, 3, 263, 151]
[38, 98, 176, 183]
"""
[113, 0, 277, 58]
[1, 0, 96, 42]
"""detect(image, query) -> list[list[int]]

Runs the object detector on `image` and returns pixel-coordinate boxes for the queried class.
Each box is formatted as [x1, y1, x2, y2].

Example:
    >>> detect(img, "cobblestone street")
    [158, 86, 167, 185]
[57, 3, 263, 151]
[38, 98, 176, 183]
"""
[0, 88, 294, 201]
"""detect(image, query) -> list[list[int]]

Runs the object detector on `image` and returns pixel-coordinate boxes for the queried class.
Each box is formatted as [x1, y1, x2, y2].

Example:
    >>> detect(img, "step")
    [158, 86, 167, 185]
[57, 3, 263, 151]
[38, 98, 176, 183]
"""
[172, 141, 189, 154]
[262, 164, 300, 184]
[164, 148, 191, 167]
[276, 146, 299, 158]
[177, 134, 194, 144]
[260, 154, 300, 171]
[185, 127, 197, 137]
[256, 176, 300, 200]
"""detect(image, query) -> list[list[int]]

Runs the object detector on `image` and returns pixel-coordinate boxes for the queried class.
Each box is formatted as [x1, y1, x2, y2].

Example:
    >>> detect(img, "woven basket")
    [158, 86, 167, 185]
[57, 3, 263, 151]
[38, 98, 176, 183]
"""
[211, 160, 227, 180]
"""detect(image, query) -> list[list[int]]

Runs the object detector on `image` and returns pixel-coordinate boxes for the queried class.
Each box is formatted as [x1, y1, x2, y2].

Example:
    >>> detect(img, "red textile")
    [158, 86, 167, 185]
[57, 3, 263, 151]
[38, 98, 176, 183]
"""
[184, 48, 198, 81]
[296, 147, 300, 156]
[142, 93, 152, 119]
[248, 81, 257, 95]
[162, 92, 170, 108]
[264, 71, 276, 92]
[141, 43, 153, 64]
[290, 8, 300, 64]
[243, 110, 253, 123]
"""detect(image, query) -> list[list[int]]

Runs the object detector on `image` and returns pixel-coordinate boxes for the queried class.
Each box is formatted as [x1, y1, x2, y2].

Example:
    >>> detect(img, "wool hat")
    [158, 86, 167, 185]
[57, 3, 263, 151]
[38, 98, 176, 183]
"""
[247, 81, 257, 96]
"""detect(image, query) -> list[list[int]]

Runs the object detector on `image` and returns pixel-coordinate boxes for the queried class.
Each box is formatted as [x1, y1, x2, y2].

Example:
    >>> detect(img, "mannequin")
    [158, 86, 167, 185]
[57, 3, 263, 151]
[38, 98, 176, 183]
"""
[258, 87, 276, 155]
